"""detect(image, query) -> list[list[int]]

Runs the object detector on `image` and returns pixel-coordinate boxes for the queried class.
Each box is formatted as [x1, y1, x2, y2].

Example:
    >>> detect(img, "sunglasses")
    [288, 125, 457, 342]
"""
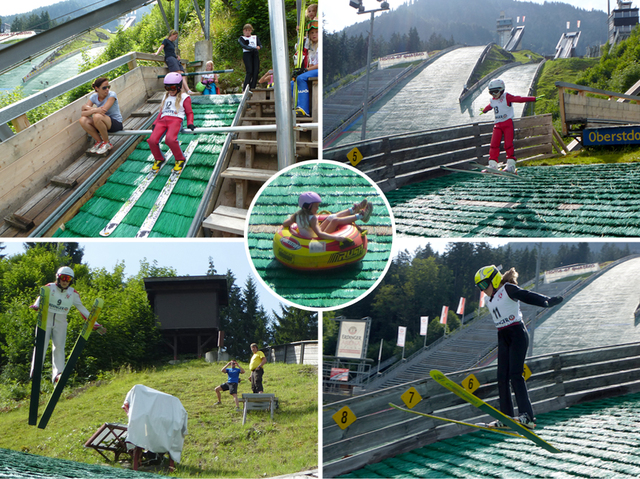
[489, 89, 502, 95]
[164, 84, 180, 91]
[101, 85, 110, 90]
[58, 274, 73, 282]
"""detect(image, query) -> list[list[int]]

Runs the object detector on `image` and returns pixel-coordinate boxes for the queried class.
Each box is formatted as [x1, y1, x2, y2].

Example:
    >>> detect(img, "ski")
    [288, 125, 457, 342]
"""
[99, 150, 175, 237]
[440, 164, 521, 179]
[29, 286, 50, 426]
[389, 403, 524, 438]
[469, 161, 521, 178]
[37, 298, 104, 429]
[135, 139, 199, 238]
[430, 369, 560, 453]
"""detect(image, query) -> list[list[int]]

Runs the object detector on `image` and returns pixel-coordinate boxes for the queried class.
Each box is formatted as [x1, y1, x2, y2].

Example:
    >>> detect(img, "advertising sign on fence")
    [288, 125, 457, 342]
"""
[336, 320, 368, 359]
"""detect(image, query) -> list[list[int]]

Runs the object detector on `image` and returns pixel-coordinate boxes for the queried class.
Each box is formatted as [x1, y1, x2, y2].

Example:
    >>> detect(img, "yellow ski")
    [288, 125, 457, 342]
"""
[389, 403, 524, 438]
[430, 369, 560, 453]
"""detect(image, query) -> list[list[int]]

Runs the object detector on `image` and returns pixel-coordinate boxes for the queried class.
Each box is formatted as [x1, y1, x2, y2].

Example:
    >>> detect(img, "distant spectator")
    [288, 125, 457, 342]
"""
[200, 60, 219, 95]
[249, 343, 267, 393]
[155, 29, 192, 94]
[215, 360, 245, 411]
[79, 77, 123, 156]
[292, 19, 319, 117]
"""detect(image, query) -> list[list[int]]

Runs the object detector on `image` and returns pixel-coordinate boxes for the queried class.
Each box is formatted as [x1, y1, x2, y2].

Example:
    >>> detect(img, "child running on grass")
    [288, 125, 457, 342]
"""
[474, 265, 563, 429]
[480, 78, 536, 174]
[147, 72, 195, 172]
[283, 192, 373, 242]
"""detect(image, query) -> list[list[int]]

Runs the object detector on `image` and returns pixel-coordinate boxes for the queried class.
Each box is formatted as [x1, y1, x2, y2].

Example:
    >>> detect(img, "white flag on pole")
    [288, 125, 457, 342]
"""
[420, 316, 429, 336]
[456, 297, 466, 315]
[479, 291, 486, 308]
[397, 326, 407, 347]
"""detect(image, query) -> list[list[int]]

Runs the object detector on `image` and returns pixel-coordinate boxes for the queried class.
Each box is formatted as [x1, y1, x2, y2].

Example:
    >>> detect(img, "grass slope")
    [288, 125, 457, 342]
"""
[0, 360, 318, 478]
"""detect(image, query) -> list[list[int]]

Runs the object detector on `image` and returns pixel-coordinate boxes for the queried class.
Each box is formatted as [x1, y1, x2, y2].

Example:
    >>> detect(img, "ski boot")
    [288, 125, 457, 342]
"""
[503, 158, 518, 174]
[152, 158, 165, 171]
[173, 159, 186, 172]
[482, 160, 499, 173]
[516, 412, 536, 429]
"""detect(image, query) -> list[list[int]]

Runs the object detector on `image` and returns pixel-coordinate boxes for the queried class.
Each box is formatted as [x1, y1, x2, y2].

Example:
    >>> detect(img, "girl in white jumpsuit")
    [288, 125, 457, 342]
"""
[31, 267, 104, 382]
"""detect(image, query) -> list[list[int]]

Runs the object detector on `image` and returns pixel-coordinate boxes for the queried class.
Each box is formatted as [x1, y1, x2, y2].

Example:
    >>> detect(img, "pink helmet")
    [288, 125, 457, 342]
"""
[298, 191, 321, 208]
[164, 72, 183, 86]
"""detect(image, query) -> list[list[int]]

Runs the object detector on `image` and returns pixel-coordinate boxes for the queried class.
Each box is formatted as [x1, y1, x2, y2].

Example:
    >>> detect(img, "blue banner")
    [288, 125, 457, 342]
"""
[583, 126, 640, 146]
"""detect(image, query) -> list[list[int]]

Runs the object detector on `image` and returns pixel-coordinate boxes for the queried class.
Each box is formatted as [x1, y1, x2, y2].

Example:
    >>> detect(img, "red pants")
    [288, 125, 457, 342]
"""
[489, 118, 515, 161]
[147, 116, 185, 161]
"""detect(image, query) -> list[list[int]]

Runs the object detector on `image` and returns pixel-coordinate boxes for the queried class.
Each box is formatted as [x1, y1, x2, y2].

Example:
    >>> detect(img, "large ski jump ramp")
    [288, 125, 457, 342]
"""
[329, 47, 540, 148]
[533, 256, 640, 355]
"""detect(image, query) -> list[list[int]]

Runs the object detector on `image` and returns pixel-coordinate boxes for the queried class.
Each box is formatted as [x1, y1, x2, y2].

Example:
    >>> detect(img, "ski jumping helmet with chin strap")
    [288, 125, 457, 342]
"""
[475, 265, 502, 291]
[488, 78, 505, 97]
[56, 266, 75, 288]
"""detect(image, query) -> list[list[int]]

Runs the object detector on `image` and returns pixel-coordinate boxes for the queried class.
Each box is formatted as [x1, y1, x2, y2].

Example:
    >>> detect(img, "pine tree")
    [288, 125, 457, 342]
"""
[272, 305, 317, 345]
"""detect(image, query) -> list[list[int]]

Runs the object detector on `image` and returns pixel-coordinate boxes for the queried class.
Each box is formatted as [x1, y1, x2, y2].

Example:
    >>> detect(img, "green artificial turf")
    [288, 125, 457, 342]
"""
[387, 163, 640, 237]
[247, 161, 393, 309]
[339, 391, 640, 478]
[54, 95, 240, 238]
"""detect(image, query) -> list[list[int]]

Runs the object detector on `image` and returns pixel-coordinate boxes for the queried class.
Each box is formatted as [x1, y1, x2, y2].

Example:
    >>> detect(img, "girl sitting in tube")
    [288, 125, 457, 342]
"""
[282, 192, 372, 242]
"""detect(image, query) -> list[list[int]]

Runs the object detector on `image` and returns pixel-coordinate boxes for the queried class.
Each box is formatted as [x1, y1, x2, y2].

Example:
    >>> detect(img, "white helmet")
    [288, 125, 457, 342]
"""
[488, 78, 505, 96]
[56, 266, 74, 280]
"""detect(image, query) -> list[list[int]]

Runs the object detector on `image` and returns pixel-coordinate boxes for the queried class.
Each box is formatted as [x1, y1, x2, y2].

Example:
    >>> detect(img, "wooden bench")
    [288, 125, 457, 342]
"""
[240, 393, 277, 425]
[202, 205, 247, 236]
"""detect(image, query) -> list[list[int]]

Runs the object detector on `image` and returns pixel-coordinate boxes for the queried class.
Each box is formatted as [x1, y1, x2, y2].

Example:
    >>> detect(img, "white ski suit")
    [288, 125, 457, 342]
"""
[31, 282, 90, 381]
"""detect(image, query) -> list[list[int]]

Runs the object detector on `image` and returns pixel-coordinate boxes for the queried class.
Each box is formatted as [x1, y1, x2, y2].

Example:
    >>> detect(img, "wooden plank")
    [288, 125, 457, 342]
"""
[213, 206, 247, 220]
[221, 166, 276, 182]
[202, 209, 246, 236]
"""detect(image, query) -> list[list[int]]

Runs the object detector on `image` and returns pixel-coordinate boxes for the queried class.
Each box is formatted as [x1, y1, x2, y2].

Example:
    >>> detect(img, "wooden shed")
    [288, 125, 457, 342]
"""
[143, 275, 228, 359]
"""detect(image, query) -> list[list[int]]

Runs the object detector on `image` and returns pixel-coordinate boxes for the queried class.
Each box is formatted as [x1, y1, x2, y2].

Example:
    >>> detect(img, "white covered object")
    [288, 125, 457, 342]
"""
[123, 384, 188, 463]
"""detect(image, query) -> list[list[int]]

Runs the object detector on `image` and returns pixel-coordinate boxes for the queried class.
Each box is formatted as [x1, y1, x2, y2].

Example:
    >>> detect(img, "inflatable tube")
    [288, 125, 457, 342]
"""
[273, 215, 368, 271]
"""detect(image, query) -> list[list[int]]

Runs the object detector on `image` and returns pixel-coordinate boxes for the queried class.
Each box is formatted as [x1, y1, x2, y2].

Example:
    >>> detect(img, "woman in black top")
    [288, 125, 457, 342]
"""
[155, 29, 192, 93]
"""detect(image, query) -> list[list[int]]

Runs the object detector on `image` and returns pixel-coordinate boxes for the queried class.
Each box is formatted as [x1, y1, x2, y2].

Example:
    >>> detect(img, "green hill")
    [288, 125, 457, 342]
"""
[0, 360, 317, 478]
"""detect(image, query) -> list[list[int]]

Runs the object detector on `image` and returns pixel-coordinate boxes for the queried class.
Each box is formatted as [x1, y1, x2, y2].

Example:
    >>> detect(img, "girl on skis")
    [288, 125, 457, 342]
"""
[31, 267, 106, 383]
[147, 72, 196, 172]
[474, 265, 563, 429]
[480, 78, 536, 173]
[282, 192, 372, 242]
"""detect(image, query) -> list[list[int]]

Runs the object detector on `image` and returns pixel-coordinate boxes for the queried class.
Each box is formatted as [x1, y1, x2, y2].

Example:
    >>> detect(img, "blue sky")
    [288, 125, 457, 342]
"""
[0, 239, 286, 316]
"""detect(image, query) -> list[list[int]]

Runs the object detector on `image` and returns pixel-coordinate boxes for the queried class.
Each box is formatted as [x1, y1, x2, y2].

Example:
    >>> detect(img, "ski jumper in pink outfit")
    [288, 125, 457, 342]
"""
[147, 93, 194, 162]
[481, 93, 536, 161]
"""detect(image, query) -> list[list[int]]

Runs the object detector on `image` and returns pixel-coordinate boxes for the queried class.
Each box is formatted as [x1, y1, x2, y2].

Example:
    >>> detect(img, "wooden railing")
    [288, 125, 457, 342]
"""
[323, 114, 565, 192]
[323, 341, 640, 477]
[556, 81, 640, 136]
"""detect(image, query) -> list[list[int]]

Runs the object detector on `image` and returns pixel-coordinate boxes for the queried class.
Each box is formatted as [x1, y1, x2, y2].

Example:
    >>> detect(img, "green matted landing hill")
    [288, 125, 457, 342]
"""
[247, 162, 393, 309]
[339, 392, 640, 478]
[0, 447, 168, 479]
[54, 95, 241, 238]
[386, 163, 640, 237]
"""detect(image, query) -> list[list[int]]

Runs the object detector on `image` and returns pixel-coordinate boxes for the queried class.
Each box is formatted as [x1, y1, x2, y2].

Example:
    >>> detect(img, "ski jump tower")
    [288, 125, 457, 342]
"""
[496, 12, 513, 47]
[609, 0, 639, 46]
